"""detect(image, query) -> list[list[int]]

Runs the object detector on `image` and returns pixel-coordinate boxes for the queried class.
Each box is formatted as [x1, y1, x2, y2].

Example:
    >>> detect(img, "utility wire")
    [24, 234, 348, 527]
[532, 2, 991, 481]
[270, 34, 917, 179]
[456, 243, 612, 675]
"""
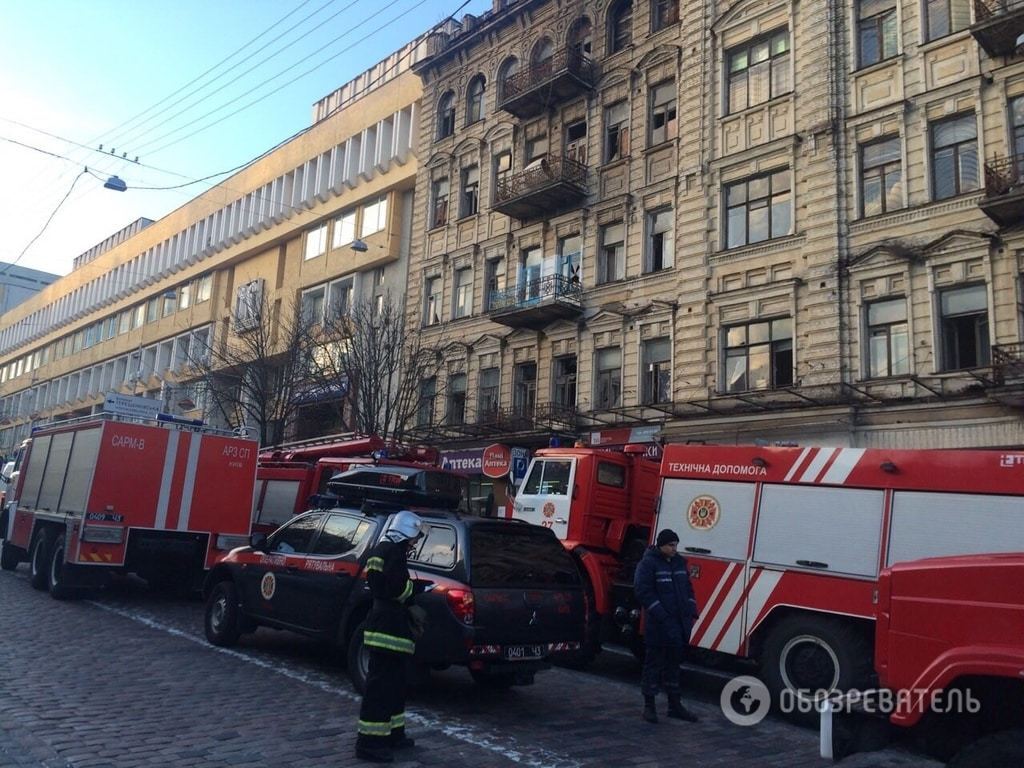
[1, 171, 87, 278]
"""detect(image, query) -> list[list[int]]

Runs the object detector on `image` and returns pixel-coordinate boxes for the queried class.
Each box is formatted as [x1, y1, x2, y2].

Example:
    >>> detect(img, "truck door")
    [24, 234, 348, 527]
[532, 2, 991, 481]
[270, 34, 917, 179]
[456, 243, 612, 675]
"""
[514, 458, 576, 540]
[656, 478, 757, 655]
[296, 512, 376, 632]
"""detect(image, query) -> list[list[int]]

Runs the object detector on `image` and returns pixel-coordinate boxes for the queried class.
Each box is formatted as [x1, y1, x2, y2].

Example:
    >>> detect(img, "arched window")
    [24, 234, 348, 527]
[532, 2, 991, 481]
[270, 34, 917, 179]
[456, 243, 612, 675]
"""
[437, 91, 456, 140]
[467, 75, 486, 124]
[497, 56, 520, 103]
[568, 18, 593, 60]
[532, 37, 555, 79]
[609, 0, 633, 54]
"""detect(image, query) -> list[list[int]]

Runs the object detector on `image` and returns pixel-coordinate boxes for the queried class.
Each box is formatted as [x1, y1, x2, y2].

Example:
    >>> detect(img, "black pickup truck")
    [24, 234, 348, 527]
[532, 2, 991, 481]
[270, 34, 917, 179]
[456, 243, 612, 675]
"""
[203, 465, 586, 691]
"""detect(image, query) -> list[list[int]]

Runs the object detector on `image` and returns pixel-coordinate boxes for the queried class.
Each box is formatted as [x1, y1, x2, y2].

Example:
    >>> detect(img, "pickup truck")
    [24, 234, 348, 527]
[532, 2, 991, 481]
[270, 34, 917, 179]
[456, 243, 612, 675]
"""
[821, 553, 1024, 767]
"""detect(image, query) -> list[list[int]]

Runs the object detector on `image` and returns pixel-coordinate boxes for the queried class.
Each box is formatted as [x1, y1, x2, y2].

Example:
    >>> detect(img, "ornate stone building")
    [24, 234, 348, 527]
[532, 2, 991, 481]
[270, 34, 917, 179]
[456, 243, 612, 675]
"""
[407, 0, 1024, 451]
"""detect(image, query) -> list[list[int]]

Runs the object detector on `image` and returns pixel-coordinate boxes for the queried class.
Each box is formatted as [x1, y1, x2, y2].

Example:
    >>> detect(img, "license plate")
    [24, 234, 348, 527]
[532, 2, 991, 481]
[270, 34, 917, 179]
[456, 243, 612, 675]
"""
[504, 644, 544, 660]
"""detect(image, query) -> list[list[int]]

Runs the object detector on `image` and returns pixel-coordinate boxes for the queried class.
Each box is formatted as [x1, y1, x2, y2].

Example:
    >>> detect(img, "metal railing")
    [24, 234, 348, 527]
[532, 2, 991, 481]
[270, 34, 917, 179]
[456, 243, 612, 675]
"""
[983, 153, 1024, 196]
[974, 0, 1024, 21]
[494, 154, 588, 205]
[993, 343, 1024, 384]
[487, 274, 582, 313]
[501, 47, 596, 102]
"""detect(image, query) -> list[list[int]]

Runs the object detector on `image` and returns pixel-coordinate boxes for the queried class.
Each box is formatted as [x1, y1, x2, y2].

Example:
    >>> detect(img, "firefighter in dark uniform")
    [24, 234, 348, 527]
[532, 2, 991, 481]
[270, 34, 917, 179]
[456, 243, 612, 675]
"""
[355, 510, 424, 763]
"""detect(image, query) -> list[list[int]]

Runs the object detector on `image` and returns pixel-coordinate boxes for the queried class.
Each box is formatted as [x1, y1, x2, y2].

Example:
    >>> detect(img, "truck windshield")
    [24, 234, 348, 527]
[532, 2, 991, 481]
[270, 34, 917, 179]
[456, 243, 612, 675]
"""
[522, 460, 572, 496]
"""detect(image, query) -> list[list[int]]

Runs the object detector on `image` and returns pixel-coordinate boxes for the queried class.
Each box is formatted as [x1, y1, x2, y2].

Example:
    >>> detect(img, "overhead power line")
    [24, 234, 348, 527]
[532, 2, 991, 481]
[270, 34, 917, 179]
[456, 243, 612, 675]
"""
[1, 171, 88, 278]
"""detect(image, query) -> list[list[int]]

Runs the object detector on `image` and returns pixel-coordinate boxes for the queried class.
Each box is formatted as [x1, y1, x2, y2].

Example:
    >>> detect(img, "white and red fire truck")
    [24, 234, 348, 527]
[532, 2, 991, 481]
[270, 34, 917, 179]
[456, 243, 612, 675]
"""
[0, 414, 258, 598]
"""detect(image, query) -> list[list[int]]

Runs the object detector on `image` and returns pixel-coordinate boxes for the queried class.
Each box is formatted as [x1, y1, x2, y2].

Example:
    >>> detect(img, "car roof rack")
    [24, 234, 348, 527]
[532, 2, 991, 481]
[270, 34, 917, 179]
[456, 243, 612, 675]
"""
[327, 467, 462, 512]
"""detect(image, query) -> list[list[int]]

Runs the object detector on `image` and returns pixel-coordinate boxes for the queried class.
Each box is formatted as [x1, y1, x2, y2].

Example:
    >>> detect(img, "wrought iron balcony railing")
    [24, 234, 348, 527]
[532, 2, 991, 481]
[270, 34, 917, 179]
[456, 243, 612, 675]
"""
[501, 47, 597, 104]
[493, 154, 588, 220]
[971, 0, 1024, 55]
[487, 274, 582, 313]
[974, 0, 1024, 20]
[984, 153, 1024, 196]
[993, 342, 1024, 384]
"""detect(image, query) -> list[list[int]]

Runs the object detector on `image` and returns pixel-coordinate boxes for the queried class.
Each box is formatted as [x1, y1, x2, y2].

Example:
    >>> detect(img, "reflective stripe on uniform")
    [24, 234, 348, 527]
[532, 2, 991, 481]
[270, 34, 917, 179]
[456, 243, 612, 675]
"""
[363, 631, 415, 654]
[398, 579, 413, 601]
[390, 712, 405, 729]
[358, 719, 392, 736]
[366, 557, 384, 572]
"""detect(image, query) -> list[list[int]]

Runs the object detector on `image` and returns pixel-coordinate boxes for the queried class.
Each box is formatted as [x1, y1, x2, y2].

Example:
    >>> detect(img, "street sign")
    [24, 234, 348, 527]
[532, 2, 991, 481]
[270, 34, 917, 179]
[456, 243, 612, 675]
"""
[103, 392, 161, 421]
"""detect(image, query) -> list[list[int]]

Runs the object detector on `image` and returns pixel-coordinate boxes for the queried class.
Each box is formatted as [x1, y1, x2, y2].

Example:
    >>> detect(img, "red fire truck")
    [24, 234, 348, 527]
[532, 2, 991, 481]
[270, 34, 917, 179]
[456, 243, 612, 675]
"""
[656, 444, 1024, 706]
[252, 434, 469, 534]
[0, 414, 258, 598]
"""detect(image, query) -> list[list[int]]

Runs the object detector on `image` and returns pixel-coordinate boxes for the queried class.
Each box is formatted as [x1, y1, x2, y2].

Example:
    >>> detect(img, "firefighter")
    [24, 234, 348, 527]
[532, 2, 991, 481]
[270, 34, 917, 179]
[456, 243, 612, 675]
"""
[633, 528, 701, 724]
[355, 510, 424, 763]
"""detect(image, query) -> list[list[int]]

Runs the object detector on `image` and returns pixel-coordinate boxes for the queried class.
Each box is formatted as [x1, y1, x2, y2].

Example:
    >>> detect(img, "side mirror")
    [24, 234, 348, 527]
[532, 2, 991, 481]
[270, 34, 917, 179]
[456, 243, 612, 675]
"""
[249, 532, 268, 551]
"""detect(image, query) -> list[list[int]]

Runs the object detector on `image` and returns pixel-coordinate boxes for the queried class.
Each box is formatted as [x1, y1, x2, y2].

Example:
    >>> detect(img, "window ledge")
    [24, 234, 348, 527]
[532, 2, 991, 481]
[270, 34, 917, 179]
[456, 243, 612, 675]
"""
[852, 54, 903, 77]
[721, 92, 793, 123]
[918, 28, 973, 56]
[643, 138, 678, 155]
[848, 193, 982, 234]
[710, 233, 806, 263]
[600, 157, 631, 172]
[456, 213, 479, 223]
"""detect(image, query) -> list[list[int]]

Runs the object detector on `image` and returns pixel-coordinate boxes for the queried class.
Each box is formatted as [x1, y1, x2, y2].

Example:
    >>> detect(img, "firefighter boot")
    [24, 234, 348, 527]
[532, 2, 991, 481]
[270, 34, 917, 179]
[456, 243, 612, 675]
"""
[667, 695, 700, 722]
[355, 745, 394, 763]
[642, 695, 659, 724]
[389, 727, 415, 750]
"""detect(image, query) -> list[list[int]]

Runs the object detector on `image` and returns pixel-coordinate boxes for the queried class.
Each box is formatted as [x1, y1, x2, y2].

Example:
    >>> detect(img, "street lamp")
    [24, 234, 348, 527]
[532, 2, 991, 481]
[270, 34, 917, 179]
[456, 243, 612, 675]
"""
[103, 175, 127, 192]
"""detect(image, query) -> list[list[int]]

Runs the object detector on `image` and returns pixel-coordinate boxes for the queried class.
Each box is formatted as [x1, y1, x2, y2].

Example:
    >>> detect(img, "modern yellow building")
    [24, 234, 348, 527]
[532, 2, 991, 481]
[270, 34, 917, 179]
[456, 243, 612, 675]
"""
[0, 41, 426, 455]
[405, 0, 1024, 452]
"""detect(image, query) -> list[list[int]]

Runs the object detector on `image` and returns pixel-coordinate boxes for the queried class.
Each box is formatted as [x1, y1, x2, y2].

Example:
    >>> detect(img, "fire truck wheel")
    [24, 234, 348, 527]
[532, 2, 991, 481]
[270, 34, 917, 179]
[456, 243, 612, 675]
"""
[47, 538, 74, 600]
[346, 622, 370, 694]
[29, 528, 55, 591]
[0, 541, 20, 571]
[205, 581, 242, 647]
[948, 729, 1024, 768]
[760, 614, 872, 722]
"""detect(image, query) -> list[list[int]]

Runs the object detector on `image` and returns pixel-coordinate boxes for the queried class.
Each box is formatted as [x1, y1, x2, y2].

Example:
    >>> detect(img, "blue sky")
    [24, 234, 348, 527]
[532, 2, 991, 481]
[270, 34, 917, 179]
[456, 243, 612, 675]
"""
[0, 0, 492, 276]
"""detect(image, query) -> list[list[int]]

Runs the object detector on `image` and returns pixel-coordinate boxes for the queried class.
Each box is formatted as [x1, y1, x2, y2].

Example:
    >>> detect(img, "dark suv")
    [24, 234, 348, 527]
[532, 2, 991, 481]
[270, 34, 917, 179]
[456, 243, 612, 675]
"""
[203, 466, 585, 691]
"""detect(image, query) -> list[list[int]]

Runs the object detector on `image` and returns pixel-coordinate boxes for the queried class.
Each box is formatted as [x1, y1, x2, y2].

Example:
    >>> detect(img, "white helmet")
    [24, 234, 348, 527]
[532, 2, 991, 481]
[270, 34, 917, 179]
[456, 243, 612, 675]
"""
[385, 510, 424, 543]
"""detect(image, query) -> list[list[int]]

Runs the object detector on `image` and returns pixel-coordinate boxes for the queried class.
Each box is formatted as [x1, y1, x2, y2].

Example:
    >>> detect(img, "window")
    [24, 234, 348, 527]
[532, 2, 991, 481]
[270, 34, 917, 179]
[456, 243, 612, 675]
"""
[940, 284, 990, 371]
[328, 278, 353, 318]
[609, 0, 633, 53]
[409, 524, 458, 569]
[360, 196, 388, 237]
[497, 57, 519, 103]
[642, 338, 671, 404]
[301, 286, 326, 325]
[522, 459, 573, 496]
[437, 91, 456, 139]
[649, 80, 677, 145]
[924, 0, 971, 42]
[604, 101, 630, 162]
[493, 151, 513, 197]
[417, 378, 436, 427]
[931, 113, 978, 200]
[235, 279, 264, 331]
[552, 355, 577, 410]
[724, 318, 793, 392]
[311, 514, 372, 556]
[332, 209, 356, 248]
[118, 310, 132, 335]
[857, 0, 898, 67]
[526, 130, 549, 162]
[484, 257, 505, 311]
[453, 267, 473, 319]
[1012, 96, 1024, 163]
[424, 276, 442, 326]
[652, 0, 679, 32]
[532, 37, 555, 78]
[727, 30, 791, 114]
[269, 513, 324, 554]
[645, 208, 674, 272]
[860, 136, 903, 217]
[304, 223, 328, 260]
[725, 169, 792, 248]
[513, 362, 537, 417]
[565, 119, 587, 164]
[431, 178, 449, 228]
[177, 284, 192, 311]
[598, 222, 625, 284]
[597, 462, 626, 487]
[460, 166, 479, 218]
[478, 367, 500, 421]
[558, 234, 581, 284]
[866, 298, 909, 378]
[162, 293, 175, 317]
[594, 348, 622, 409]
[467, 75, 486, 124]
[195, 274, 212, 303]
[146, 298, 159, 324]
[568, 17, 593, 59]
[520, 247, 542, 302]
[447, 373, 467, 425]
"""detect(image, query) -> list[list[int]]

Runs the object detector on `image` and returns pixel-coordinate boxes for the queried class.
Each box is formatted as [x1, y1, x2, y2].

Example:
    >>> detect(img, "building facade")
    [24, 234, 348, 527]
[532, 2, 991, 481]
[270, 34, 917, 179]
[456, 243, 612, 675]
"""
[0, 262, 62, 317]
[0, 43, 425, 454]
[405, 0, 1024, 453]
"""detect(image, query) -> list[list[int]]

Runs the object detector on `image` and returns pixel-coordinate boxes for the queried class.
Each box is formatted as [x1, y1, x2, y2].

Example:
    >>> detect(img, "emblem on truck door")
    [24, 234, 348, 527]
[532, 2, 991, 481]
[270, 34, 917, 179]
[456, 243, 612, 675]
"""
[260, 572, 276, 600]
[687, 495, 720, 531]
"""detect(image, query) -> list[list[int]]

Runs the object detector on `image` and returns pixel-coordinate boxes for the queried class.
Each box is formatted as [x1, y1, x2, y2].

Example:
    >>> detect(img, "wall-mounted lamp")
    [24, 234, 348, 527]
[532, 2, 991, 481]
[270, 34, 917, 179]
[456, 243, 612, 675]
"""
[880, 460, 898, 474]
[752, 456, 768, 468]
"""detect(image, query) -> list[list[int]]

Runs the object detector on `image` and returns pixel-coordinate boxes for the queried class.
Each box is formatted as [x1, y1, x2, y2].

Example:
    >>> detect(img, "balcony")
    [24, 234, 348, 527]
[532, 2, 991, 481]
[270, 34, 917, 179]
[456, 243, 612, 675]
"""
[499, 48, 597, 119]
[993, 343, 1024, 385]
[980, 153, 1024, 226]
[488, 274, 583, 330]
[493, 154, 588, 220]
[971, 0, 1024, 57]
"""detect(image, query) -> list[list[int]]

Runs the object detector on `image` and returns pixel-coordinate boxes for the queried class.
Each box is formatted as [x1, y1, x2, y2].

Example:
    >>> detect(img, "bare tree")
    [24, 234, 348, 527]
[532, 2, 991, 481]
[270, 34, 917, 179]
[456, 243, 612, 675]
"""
[187, 288, 321, 446]
[314, 293, 445, 443]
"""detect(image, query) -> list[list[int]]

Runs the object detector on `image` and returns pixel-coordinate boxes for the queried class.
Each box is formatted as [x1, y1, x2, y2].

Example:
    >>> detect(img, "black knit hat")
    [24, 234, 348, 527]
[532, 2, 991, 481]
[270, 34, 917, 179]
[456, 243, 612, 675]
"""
[656, 529, 679, 547]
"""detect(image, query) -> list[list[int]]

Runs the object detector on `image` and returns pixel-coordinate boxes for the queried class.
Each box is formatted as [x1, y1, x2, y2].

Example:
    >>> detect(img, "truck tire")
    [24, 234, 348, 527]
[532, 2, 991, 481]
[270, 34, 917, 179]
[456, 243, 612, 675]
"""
[1, 541, 20, 571]
[346, 621, 370, 695]
[948, 729, 1024, 768]
[204, 581, 242, 647]
[760, 614, 873, 723]
[47, 537, 74, 600]
[29, 528, 55, 591]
